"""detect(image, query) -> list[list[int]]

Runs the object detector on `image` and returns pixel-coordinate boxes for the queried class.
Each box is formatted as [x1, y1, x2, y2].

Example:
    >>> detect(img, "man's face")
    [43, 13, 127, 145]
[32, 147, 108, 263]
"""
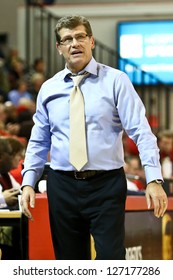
[56, 25, 95, 73]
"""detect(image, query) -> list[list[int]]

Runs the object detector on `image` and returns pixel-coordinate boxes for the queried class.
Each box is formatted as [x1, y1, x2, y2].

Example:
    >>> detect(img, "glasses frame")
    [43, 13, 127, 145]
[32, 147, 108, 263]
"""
[60, 33, 89, 46]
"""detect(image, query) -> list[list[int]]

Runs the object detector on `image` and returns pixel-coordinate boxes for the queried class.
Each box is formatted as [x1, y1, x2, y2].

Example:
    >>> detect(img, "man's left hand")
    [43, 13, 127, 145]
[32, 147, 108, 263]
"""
[145, 182, 168, 218]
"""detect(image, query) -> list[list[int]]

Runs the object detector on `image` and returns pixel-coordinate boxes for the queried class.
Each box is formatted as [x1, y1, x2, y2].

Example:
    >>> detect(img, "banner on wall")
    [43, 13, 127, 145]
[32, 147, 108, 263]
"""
[125, 211, 173, 260]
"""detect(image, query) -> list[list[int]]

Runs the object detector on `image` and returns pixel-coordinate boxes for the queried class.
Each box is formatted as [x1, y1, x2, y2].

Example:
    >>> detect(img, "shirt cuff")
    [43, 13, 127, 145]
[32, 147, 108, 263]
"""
[144, 165, 163, 185]
[21, 170, 38, 189]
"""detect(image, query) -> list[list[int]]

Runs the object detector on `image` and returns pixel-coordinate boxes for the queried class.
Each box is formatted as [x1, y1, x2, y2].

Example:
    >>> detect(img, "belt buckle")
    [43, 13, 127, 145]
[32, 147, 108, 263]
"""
[74, 171, 86, 180]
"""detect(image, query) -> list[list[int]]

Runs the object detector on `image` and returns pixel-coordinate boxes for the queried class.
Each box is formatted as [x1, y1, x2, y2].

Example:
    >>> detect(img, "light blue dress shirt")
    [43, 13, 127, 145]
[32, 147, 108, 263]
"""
[22, 57, 163, 188]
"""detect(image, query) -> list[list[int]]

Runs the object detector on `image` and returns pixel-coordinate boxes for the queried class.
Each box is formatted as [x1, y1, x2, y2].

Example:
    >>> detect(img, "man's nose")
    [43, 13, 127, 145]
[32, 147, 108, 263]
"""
[71, 37, 79, 46]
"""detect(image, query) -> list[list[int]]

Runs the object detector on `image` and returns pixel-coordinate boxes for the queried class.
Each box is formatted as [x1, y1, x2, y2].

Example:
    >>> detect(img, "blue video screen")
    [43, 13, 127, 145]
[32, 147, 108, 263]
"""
[117, 20, 173, 85]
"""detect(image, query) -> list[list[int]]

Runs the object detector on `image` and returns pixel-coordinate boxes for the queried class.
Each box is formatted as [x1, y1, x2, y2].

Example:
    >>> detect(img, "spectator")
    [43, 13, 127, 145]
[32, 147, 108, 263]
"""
[157, 130, 173, 179]
[4, 101, 18, 124]
[30, 72, 45, 101]
[0, 103, 8, 131]
[27, 57, 46, 91]
[8, 79, 33, 106]
[0, 136, 23, 259]
[3, 100, 35, 143]
[8, 57, 26, 91]
[8, 137, 25, 185]
[0, 137, 23, 209]
[0, 56, 10, 102]
[124, 155, 146, 191]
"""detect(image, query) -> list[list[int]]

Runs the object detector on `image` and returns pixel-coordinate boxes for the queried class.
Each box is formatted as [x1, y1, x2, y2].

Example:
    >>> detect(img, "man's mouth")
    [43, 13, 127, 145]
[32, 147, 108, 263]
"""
[71, 50, 82, 56]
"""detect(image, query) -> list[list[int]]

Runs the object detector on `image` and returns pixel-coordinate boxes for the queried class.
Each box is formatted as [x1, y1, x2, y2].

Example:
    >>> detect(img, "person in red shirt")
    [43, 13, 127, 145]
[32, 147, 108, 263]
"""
[157, 130, 173, 179]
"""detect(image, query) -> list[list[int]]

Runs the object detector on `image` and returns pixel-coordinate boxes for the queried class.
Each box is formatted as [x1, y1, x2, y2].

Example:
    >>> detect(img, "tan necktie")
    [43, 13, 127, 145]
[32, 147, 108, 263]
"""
[69, 73, 88, 171]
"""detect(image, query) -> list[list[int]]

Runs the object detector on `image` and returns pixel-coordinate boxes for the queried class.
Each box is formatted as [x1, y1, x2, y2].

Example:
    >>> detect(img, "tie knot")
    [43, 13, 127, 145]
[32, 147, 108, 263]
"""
[71, 73, 88, 87]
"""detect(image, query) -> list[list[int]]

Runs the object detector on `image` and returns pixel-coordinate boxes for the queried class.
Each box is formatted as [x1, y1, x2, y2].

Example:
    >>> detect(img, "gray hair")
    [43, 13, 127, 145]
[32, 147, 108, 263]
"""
[54, 15, 93, 43]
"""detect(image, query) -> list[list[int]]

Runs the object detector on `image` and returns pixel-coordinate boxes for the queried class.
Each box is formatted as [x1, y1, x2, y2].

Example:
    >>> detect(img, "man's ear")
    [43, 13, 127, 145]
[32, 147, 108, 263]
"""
[91, 36, 95, 50]
[56, 42, 62, 55]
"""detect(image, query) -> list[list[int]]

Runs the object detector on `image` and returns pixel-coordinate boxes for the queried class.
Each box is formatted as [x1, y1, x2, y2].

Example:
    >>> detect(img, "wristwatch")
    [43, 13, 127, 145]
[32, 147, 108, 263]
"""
[154, 179, 163, 185]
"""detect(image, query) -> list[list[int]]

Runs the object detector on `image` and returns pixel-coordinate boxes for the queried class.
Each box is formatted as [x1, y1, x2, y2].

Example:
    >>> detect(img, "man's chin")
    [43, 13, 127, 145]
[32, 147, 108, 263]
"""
[69, 60, 84, 72]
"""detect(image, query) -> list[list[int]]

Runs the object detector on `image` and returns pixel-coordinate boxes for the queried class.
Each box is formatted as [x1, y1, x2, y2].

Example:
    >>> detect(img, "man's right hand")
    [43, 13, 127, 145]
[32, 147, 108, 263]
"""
[20, 186, 35, 221]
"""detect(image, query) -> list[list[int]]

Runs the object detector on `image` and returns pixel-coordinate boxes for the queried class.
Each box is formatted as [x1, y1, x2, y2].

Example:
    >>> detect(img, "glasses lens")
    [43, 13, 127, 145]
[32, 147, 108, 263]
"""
[60, 33, 88, 45]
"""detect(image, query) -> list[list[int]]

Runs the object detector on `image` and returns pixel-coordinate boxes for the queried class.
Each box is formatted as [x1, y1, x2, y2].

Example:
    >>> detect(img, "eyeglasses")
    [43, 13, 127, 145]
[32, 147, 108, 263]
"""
[60, 33, 89, 46]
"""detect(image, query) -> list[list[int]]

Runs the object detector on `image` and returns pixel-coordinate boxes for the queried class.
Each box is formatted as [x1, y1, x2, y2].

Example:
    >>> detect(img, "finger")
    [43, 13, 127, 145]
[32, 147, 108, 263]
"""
[160, 199, 168, 217]
[9, 189, 16, 193]
[154, 199, 168, 218]
[145, 193, 151, 209]
[157, 203, 163, 218]
[13, 190, 20, 195]
[24, 211, 34, 221]
[20, 198, 34, 221]
[22, 207, 34, 221]
[152, 198, 160, 218]
[13, 196, 18, 202]
[30, 195, 35, 208]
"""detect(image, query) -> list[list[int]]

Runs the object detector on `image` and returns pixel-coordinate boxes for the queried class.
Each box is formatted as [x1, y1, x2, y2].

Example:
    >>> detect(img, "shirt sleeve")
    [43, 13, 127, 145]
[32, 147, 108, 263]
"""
[22, 87, 51, 188]
[115, 72, 163, 184]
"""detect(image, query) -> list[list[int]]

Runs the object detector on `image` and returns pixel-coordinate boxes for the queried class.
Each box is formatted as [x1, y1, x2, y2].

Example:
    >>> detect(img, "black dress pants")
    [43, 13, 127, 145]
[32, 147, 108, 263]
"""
[47, 168, 127, 260]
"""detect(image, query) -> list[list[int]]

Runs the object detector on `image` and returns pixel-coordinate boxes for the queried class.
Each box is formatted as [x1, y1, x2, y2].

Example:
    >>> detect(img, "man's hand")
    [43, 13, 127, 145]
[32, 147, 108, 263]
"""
[145, 181, 168, 218]
[20, 186, 35, 221]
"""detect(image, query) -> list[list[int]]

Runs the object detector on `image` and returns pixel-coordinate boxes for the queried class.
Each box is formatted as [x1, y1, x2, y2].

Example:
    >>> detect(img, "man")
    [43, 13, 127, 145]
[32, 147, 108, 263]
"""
[21, 15, 167, 260]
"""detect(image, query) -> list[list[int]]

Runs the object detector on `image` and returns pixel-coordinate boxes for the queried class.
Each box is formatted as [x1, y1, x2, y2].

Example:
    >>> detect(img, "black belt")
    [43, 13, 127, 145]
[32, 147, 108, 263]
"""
[55, 170, 105, 180]
[55, 168, 122, 180]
